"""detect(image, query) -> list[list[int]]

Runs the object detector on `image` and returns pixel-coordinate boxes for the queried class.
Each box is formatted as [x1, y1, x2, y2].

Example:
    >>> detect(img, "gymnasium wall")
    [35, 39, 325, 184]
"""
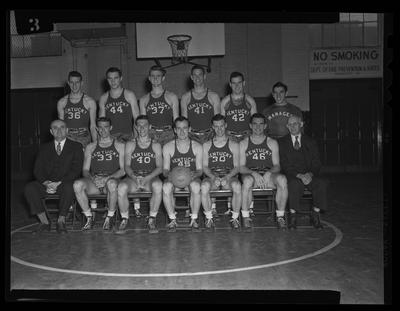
[11, 23, 311, 110]
[10, 18, 385, 174]
[281, 24, 310, 111]
[10, 37, 73, 89]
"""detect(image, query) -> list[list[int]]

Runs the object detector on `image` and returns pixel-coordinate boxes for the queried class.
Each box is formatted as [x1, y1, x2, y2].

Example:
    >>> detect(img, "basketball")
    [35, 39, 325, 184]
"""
[170, 166, 192, 188]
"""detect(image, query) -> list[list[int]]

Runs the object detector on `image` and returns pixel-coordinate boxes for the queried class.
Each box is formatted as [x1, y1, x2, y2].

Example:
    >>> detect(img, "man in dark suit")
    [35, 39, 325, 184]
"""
[278, 115, 327, 229]
[24, 119, 84, 234]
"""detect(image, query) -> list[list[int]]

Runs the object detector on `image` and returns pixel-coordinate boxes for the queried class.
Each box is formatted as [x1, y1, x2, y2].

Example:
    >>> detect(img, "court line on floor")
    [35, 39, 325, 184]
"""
[13, 225, 318, 233]
[11, 220, 343, 277]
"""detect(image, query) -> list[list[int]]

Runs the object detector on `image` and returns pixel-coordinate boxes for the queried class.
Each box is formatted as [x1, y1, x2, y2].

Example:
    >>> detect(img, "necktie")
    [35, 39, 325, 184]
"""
[294, 136, 300, 150]
[56, 142, 62, 155]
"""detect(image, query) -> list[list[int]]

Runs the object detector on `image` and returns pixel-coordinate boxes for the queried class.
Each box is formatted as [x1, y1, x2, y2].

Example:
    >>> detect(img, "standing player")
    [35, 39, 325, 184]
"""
[239, 113, 288, 231]
[262, 81, 303, 139]
[162, 116, 203, 232]
[73, 117, 125, 232]
[139, 65, 179, 146]
[57, 71, 97, 148]
[99, 67, 139, 143]
[201, 114, 241, 231]
[116, 115, 163, 234]
[221, 72, 257, 143]
[181, 65, 220, 144]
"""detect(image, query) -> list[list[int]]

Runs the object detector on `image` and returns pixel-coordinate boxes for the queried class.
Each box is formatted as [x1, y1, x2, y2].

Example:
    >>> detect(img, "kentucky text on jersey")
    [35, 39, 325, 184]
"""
[105, 101, 130, 112]
[147, 101, 171, 113]
[90, 140, 120, 176]
[92, 149, 119, 160]
[245, 147, 272, 157]
[226, 108, 249, 116]
[131, 151, 155, 160]
[131, 142, 156, 176]
[146, 92, 173, 128]
[187, 102, 213, 111]
[209, 151, 233, 162]
[64, 94, 89, 131]
[65, 107, 87, 115]
[187, 90, 214, 131]
[171, 157, 195, 167]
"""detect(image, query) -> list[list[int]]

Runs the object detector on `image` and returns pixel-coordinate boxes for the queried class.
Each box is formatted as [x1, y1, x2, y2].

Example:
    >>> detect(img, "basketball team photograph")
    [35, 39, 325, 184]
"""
[6, 10, 391, 305]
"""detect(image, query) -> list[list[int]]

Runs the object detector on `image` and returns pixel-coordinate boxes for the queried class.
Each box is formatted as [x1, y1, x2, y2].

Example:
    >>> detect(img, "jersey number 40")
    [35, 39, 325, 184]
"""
[136, 156, 151, 164]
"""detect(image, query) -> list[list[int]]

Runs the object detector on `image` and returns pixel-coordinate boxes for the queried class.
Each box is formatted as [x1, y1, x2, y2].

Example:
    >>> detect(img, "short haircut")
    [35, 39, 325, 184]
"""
[135, 114, 149, 125]
[174, 116, 190, 128]
[50, 119, 66, 128]
[191, 65, 205, 75]
[149, 65, 166, 76]
[288, 114, 303, 122]
[272, 81, 288, 92]
[250, 113, 266, 124]
[106, 67, 122, 77]
[96, 117, 112, 126]
[211, 113, 226, 124]
[230, 71, 244, 82]
[68, 71, 82, 81]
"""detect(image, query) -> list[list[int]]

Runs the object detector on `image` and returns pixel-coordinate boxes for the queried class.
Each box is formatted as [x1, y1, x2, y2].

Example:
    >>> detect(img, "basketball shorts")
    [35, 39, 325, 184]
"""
[67, 128, 91, 148]
[189, 128, 214, 144]
[149, 126, 175, 146]
[226, 129, 251, 143]
[112, 132, 135, 143]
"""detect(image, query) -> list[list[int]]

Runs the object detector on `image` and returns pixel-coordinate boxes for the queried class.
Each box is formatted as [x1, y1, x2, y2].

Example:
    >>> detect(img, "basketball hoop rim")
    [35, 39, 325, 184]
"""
[167, 34, 192, 43]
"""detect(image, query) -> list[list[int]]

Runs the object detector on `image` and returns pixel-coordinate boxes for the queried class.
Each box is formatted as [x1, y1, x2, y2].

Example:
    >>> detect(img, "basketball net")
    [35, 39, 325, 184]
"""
[167, 34, 192, 64]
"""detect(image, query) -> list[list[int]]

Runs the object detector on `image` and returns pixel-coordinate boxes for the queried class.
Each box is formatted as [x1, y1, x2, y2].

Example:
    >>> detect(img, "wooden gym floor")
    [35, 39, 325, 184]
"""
[8, 172, 387, 304]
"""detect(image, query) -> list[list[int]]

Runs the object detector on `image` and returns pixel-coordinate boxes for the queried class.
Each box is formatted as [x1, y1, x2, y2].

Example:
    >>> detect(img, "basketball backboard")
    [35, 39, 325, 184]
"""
[136, 23, 225, 59]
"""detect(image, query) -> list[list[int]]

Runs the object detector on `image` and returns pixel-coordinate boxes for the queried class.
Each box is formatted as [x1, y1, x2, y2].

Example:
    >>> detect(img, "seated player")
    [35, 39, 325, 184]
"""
[73, 117, 125, 232]
[116, 115, 163, 234]
[239, 113, 288, 231]
[162, 116, 203, 232]
[201, 114, 241, 231]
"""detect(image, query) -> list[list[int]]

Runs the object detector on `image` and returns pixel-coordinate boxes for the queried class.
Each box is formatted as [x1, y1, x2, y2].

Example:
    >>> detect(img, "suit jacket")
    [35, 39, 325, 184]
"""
[278, 134, 322, 179]
[33, 138, 84, 183]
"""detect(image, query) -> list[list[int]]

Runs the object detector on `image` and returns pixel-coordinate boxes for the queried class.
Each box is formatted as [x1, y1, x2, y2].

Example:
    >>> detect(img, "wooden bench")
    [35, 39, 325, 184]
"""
[42, 189, 278, 223]
[77, 189, 277, 226]
[43, 187, 315, 229]
[293, 187, 318, 225]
